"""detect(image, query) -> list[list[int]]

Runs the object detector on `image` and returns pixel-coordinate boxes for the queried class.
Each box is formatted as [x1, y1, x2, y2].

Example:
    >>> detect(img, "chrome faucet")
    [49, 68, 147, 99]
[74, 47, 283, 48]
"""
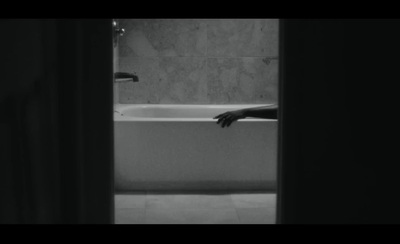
[114, 110, 124, 116]
[113, 19, 125, 47]
[114, 72, 139, 82]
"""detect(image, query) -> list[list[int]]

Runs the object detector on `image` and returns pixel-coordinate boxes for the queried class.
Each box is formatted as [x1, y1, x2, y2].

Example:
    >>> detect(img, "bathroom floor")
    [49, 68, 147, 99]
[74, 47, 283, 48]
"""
[114, 191, 276, 224]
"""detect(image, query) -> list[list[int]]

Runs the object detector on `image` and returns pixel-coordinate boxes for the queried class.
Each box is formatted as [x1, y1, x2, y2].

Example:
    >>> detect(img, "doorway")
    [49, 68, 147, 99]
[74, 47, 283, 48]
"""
[112, 19, 280, 224]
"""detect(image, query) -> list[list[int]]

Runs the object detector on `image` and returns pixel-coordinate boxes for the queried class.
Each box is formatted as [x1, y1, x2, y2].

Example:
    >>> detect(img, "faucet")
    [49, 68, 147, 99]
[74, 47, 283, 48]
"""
[114, 110, 124, 116]
[113, 19, 125, 48]
[114, 72, 139, 82]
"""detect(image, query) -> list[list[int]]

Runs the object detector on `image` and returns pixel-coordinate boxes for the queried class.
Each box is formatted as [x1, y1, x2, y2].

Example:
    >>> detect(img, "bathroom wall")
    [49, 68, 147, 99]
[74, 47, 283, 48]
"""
[113, 38, 119, 104]
[117, 19, 279, 104]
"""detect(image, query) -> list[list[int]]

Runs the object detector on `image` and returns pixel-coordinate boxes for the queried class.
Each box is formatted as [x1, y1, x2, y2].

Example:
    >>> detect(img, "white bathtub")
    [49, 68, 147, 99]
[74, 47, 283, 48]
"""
[114, 104, 278, 191]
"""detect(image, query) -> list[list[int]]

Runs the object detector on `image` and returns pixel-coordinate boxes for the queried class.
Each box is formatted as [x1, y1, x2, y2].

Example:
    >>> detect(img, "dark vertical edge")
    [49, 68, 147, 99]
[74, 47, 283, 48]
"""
[81, 19, 114, 224]
[57, 19, 82, 223]
[56, 19, 114, 223]
[275, 18, 284, 224]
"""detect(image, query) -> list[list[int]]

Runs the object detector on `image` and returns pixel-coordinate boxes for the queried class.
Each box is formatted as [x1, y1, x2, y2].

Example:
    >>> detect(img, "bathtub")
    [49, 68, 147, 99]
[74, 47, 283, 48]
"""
[114, 104, 278, 191]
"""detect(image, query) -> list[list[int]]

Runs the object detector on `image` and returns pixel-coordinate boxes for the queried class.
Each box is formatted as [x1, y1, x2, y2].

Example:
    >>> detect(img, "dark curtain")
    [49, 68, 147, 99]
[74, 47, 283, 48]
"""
[278, 19, 400, 224]
[0, 19, 113, 224]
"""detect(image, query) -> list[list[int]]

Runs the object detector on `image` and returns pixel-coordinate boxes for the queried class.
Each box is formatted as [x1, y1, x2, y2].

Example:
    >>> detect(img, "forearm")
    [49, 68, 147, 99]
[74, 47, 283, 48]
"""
[241, 104, 278, 119]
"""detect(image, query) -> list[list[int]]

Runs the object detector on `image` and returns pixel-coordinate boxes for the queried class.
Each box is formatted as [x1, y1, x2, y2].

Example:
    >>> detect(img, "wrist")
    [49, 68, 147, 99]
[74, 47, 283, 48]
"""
[241, 109, 249, 118]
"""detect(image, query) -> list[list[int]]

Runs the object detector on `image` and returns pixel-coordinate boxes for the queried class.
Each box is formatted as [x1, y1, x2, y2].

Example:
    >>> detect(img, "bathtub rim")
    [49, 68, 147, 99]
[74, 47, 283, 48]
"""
[113, 104, 278, 122]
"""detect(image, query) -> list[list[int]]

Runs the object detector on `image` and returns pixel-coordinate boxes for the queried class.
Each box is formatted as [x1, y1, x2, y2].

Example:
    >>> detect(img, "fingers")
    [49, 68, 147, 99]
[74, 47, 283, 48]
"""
[217, 117, 227, 126]
[214, 112, 238, 128]
[225, 117, 234, 127]
[216, 115, 225, 125]
[222, 116, 231, 127]
[214, 112, 227, 119]
[219, 115, 235, 128]
[214, 113, 227, 126]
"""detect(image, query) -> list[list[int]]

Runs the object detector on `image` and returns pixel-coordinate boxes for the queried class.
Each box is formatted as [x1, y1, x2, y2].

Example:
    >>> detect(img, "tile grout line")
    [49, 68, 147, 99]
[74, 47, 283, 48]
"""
[144, 190, 148, 224]
[229, 194, 242, 224]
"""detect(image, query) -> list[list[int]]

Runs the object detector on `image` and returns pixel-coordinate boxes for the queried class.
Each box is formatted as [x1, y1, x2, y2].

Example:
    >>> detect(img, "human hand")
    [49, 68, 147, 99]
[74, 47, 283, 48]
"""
[213, 110, 246, 128]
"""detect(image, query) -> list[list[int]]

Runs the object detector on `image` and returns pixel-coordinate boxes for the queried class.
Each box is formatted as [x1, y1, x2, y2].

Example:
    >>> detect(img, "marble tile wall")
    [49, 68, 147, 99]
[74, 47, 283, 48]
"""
[117, 19, 279, 104]
[113, 42, 119, 104]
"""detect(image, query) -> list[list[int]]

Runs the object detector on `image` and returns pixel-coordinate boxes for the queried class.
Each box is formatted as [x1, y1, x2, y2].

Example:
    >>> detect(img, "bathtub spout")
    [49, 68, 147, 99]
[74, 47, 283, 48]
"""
[114, 72, 139, 82]
[114, 110, 123, 116]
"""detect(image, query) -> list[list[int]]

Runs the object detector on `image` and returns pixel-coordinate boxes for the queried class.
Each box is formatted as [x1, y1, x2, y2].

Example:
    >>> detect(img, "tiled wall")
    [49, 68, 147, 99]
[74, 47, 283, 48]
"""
[113, 41, 119, 104]
[117, 19, 279, 104]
